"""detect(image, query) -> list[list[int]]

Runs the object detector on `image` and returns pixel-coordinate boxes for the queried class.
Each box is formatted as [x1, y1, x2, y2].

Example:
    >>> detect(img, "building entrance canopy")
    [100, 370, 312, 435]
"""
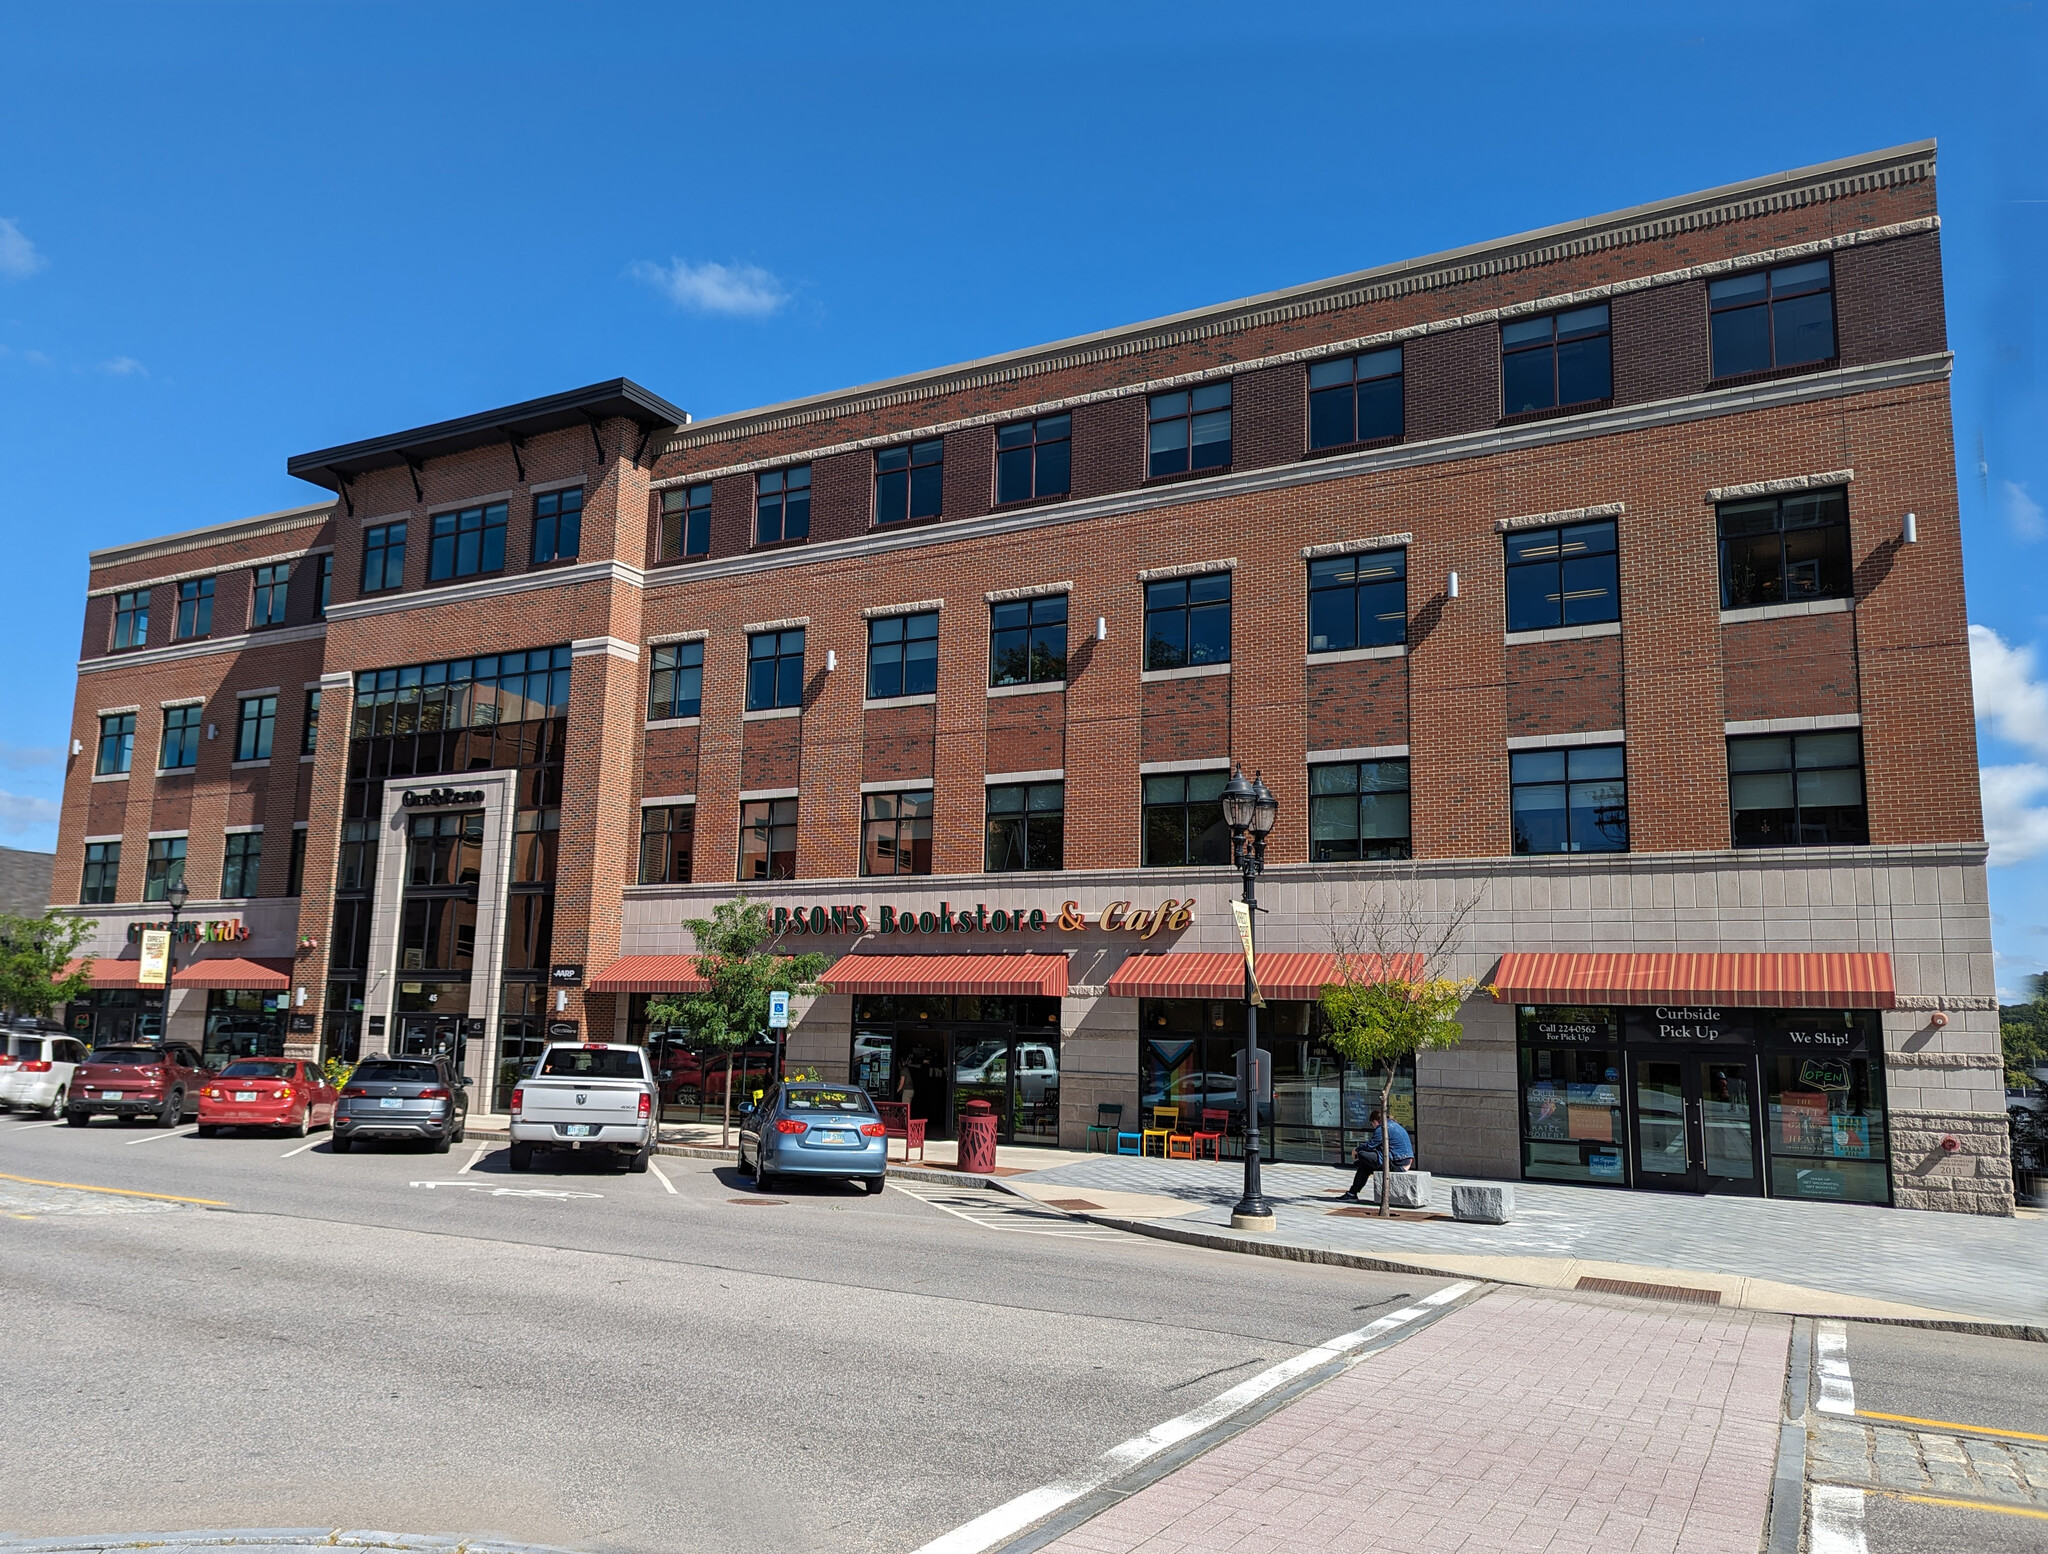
[61, 955, 292, 991]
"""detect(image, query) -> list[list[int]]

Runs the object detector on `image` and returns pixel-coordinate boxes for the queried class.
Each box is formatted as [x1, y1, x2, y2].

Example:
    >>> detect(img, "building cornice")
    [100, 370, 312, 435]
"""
[87, 501, 334, 573]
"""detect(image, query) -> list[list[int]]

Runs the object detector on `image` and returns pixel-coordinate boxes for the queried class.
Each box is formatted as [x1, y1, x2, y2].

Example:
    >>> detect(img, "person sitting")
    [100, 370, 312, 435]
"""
[1339, 1109, 1415, 1200]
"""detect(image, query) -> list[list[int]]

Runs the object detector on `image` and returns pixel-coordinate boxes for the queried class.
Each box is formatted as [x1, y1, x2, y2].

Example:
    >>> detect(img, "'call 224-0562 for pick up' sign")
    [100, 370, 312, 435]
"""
[771, 898, 1195, 939]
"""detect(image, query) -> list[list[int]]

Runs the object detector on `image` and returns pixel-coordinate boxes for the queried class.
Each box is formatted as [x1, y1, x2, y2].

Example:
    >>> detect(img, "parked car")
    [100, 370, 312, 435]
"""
[509, 1042, 655, 1172]
[197, 1059, 339, 1137]
[68, 1042, 208, 1127]
[0, 1033, 89, 1117]
[738, 1083, 888, 1194]
[331, 1056, 468, 1152]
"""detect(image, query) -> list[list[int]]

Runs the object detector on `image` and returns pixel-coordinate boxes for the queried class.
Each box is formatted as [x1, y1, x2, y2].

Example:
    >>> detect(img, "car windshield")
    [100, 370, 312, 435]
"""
[783, 1088, 875, 1114]
[539, 1048, 645, 1079]
[221, 1062, 295, 1079]
[91, 1047, 163, 1066]
[352, 1062, 435, 1083]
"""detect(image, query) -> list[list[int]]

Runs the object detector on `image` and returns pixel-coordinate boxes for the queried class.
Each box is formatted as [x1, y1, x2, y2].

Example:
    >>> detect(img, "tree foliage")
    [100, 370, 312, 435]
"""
[0, 910, 94, 1020]
[2001, 973, 2048, 1091]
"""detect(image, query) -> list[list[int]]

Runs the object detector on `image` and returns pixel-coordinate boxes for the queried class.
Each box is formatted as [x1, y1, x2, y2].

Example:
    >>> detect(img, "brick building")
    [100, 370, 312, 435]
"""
[52, 140, 2008, 1212]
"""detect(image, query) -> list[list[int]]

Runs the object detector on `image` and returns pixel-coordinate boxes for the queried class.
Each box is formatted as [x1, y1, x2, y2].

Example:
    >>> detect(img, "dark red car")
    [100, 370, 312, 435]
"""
[67, 1042, 206, 1127]
[197, 1059, 338, 1137]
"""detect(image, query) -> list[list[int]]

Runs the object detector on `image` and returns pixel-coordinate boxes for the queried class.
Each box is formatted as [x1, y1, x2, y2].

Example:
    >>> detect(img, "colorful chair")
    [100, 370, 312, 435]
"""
[1085, 1103, 1124, 1153]
[1115, 1124, 1142, 1155]
[1192, 1109, 1230, 1161]
[1143, 1105, 1179, 1158]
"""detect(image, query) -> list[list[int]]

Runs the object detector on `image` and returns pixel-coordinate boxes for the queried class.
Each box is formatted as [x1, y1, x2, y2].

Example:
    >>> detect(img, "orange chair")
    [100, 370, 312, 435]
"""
[1142, 1105, 1179, 1157]
[1191, 1108, 1230, 1160]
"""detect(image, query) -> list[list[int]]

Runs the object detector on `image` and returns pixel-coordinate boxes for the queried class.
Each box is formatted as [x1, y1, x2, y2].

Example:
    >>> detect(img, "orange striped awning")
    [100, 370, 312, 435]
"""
[1103, 952, 1423, 1001]
[821, 954, 1069, 998]
[588, 956, 712, 994]
[1491, 952, 1896, 1009]
[59, 956, 292, 990]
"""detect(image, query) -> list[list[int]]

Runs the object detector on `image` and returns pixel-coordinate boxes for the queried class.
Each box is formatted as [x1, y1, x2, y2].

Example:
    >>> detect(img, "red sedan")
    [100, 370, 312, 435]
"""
[196, 1060, 338, 1137]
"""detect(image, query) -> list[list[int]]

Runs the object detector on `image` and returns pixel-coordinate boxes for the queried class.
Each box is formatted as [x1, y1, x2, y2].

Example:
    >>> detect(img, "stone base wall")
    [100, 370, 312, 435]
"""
[1058, 994, 1140, 1151]
[1889, 1109, 2015, 1215]
[786, 991, 851, 1082]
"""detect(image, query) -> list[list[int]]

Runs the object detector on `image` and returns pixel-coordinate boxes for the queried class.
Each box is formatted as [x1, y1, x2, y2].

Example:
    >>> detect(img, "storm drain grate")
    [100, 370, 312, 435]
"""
[1576, 1276, 1722, 1304]
[1045, 1198, 1104, 1212]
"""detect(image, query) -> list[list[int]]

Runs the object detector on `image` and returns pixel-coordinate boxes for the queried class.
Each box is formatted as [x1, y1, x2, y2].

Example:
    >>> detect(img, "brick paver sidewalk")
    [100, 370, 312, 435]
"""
[1041, 1289, 1789, 1554]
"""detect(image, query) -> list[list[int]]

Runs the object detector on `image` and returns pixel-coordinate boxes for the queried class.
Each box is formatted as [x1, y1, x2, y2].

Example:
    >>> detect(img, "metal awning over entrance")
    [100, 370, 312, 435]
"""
[1103, 951, 1421, 1000]
[61, 956, 293, 991]
[587, 956, 711, 994]
[822, 954, 1069, 999]
[1491, 952, 1897, 1009]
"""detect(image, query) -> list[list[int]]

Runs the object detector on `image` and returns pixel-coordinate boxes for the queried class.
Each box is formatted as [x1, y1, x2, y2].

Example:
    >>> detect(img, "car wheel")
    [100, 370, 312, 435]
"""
[330, 1133, 351, 1153]
[865, 1176, 887, 1196]
[195, 1124, 218, 1138]
[628, 1147, 650, 1175]
[453, 1116, 465, 1143]
[735, 1144, 754, 1178]
[757, 1155, 777, 1192]
[509, 1141, 532, 1171]
[43, 1087, 66, 1119]
[289, 1108, 309, 1139]
[433, 1128, 452, 1154]
[159, 1090, 182, 1128]
[65, 1109, 90, 1128]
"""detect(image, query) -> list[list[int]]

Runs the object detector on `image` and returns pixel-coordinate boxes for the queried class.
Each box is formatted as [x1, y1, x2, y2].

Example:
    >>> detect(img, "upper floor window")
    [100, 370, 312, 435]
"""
[176, 577, 215, 639]
[990, 594, 1067, 687]
[81, 841, 120, 905]
[996, 414, 1071, 504]
[1506, 519, 1620, 633]
[746, 628, 805, 711]
[1144, 573, 1231, 670]
[986, 781, 1064, 872]
[1309, 760, 1412, 861]
[302, 689, 320, 755]
[1308, 549, 1407, 653]
[96, 712, 135, 776]
[143, 836, 187, 902]
[1502, 304, 1611, 415]
[639, 804, 696, 884]
[1729, 731, 1867, 848]
[661, 483, 712, 560]
[513, 807, 560, 885]
[1717, 487, 1850, 611]
[112, 590, 148, 651]
[429, 501, 507, 581]
[1511, 745, 1628, 854]
[738, 798, 797, 880]
[867, 612, 938, 699]
[532, 488, 583, 565]
[1142, 771, 1231, 866]
[649, 641, 705, 720]
[1308, 348, 1403, 449]
[337, 818, 376, 892]
[251, 563, 289, 628]
[756, 466, 810, 546]
[861, 790, 933, 876]
[286, 828, 308, 897]
[1147, 383, 1231, 478]
[317, 554, 333, 616]
[160, 705, 202, 771]
[236, 695, 277, 762]
[362, 522, 406, 594]
[876, 439, 944, 525]
[350, 645, 571, 738]
[1710, 259, 1834, 378]
[220, 832, 263, 899]
[407, 810, 483, 887]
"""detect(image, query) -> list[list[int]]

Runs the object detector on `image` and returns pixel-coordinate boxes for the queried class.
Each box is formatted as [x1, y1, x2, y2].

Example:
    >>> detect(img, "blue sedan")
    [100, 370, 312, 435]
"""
[738, 1083, 889, 1194]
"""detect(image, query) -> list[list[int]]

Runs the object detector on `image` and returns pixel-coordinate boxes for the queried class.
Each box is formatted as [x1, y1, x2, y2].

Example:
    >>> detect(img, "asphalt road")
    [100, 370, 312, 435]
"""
[0, 1117, 1446, 1551]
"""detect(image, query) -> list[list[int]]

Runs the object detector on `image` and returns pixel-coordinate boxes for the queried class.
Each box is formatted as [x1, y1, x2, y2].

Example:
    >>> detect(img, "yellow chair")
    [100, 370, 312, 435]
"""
[1143, 1105, 1179, 1158]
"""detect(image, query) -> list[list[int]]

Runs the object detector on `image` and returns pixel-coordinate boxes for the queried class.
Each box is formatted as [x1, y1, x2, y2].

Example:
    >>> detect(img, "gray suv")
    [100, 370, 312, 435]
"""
[332, 1057, 470, 1152]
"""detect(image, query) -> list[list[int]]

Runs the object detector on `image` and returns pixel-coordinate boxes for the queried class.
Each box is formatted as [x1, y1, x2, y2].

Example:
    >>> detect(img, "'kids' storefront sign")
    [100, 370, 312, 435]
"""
[127, 918, 250, 945]
[772, 899, 1194, 939]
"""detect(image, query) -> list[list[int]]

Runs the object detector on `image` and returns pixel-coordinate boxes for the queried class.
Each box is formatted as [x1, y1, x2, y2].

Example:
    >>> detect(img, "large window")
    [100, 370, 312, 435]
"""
[746, 629, 806, 711]
[739, 798, 797, 880]
[236, 695, 276, 762]
[1729, 731, 1867, 848]
[160, 705, 202, 771]
[1505, 519, 1620, 632]
[990, 595, 1067, 687]
[1147, 383, 1231, 477]
[867, 612, 938, 699]
[1144, 573, 1231, 671]
[755, 466, 810, 546]
[144, 837, 187, 902]
[252, 563, 289, 628]
[1142, 771, 1230, 866]
[302, 690, 320, 755]
[1716, 487, 1851, 611]
[96, 712, 135, 776]
[1308, 760, 1411, 861]
[362, 522, 406, 594]
[532, 488, 583, 564]
[286, 828, 307, 897]
[639, 805, 695, 884]
[113, 590, 149, 650]
[986, 781, 1064, 872]
[1308, 549, 1406, 653]
[1308, 348, 1403, 450]
[81, 841, 120, 905]
[429, 501, 507, 581]
[220, 832, 263, 899]
[861, 791, 933, 876]
[1502, 304, 1611, 414]
[649, 641, 705, 720]
[875, 439, 944, 525]
[996, 414, 1071, 504]
[661, 483, 712, 560]
[317, 554, 333, 616]
[1511, 745, 1628, 854]
[406, 811, 484, 888]
[1710, 259, 1834, 378]
[349, 645, 572, 737]
[175, 577, 215, 639]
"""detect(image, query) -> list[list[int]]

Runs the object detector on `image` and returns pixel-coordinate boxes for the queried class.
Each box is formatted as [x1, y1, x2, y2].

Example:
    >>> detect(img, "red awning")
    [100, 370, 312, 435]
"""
[59, 956, 293, 991]
[1491, 952, 1896, 1009]
[821, 954, 1069, 998]
[588, 956, 711, 994]
[1103, 952, 1422, 1001]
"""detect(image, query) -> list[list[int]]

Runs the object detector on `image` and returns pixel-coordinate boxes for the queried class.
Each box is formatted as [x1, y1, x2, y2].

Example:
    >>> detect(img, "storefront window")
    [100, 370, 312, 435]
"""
[1516, 1006, 1626, 1185]
[626, 992, 778, 1124]
[204, 989, 287, 1068]
[1762, 1012, 1889, 1204]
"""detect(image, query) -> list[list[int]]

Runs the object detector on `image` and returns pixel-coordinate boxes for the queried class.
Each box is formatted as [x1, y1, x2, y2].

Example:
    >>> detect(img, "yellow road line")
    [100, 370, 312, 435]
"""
[1883, 1490, 2048, 1522]
[0, 1170, 226, 1207]
[1858, 1409, 2048, 1443]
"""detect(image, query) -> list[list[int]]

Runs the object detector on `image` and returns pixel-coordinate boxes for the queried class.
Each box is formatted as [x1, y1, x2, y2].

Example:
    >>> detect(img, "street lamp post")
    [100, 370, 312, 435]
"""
[162, 877, 189, 1041]
[1221, 766, 1279, 1232]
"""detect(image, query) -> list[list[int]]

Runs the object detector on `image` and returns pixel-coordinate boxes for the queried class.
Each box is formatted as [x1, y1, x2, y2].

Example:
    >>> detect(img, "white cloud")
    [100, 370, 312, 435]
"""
[1970, 624, 2048, 759]
[2004, 479, 2046, 543]
[97, 356, 146, 378]
[1982, 763, 2048, 866]
[0, 218, 44, 281]
[0, 788, 58, 844]
[630, 258, 789, 318]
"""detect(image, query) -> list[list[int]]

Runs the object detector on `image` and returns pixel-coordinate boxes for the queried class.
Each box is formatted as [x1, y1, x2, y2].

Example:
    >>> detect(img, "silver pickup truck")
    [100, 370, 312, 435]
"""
[508, 1042, 655, 1173]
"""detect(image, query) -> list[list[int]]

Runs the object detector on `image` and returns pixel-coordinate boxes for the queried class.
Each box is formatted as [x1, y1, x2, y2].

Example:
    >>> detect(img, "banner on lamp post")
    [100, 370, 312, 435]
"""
[1229, 900, 1265, 1008]
[138, 930, 171, 989]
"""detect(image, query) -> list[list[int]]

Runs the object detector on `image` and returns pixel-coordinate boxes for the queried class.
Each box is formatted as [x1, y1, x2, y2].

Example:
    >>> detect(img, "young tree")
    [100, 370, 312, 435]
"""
[642, 895, 828, 1149]
[1317, 881, 1489, 1217]
[0, 910, 94, 1023]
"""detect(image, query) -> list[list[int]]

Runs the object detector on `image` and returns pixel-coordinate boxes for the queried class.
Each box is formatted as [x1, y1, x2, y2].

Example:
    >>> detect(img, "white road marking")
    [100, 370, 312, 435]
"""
[11, 1120, 65, 1130]
[279, 1136, 323, 1158]
[913, 1282, 1478, 1554]
[1809, 1484, 1869, 1554]
[1816, 1320, 1856, 1416]
[648, 1158, 677, 1194]
[890, 1180, 1124, 1239]
[407, 1180, 602, 1199]
[458, 1141, 489, 1173]
[124, 1125, 198, 1145]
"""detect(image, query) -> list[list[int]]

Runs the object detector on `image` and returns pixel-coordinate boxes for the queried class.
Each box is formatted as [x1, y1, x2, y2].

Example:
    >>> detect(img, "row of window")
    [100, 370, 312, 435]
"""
[109, 557, 334, 651]
[360, 488, 585, 596]
[96, 690, 321, 777]
[79, 828, 309, 905]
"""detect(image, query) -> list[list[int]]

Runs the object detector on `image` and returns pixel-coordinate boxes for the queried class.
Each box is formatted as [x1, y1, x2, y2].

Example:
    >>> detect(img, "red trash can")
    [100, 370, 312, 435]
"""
[957, 1098, 999, 1175]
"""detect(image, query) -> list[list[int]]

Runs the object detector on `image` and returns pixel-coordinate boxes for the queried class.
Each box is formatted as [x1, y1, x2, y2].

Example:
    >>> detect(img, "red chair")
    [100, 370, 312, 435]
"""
[876, 1101, 926, 1163]
[1192, 1109, 1230, 1161]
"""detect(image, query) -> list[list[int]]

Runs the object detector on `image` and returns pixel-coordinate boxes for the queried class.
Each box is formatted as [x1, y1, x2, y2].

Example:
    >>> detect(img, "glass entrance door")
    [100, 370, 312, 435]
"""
[1631, 1051, 1763, 1195]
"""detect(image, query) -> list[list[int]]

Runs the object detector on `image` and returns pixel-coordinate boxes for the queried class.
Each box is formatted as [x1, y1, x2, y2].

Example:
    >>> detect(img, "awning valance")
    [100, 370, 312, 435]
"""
[1491, 952, 1896, 1010]
[587, 956, 711, 994]
[821, 953, 1068, 999]
[1103, 952, 1421, 1001]
[60, 956, 293, 991]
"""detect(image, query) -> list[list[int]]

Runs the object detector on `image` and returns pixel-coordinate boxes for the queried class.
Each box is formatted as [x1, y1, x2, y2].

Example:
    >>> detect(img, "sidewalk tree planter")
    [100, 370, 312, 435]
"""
[642, 895, 827, 1150]
[0, 909, 93, 1022]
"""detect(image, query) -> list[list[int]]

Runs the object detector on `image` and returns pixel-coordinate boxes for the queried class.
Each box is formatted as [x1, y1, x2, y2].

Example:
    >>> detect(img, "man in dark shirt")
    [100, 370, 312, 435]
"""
[1339, 1109, 1414, 1200]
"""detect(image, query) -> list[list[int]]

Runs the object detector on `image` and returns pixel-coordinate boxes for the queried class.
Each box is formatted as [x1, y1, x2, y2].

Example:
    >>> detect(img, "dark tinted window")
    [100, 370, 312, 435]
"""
[221, 1061, 296, 1078]
[756, 466, 811, 545]
[661, 483, 713, 560]
[875, 439, 944, 525]
[1716, 488, 1851, 611]
[92, 1047, 165, 1065]
[429, 501, 507, 581]
[649, 641, 705, 719]
[352, 1061, 437, 1083]
[1505, 520, 1620, 632]
[746, 629, 806, 711]
[986, 782, 1063, 872]
[995, 414, 1071, 503]
[1709, 259, 1834, 377]
[363, 522, 406, 594]
[1142, 771, 1231, 866]
[1729, 732, 1868, 848]
[867, 612, 938, 699]
[1147, 383, 1231, 477]
[539, 1048, 648, 1079]
[1502, 305, 1610, 414]
[1307, 348, 1403, 449]
[1307, 549, 1406, 653]
[1144, 573, 1231, 670]
[1308, 760, 1411, 861]
[533, 488, 583, 565]
[1511, 745, 1628, 855]
[989, 595, 1067, 686]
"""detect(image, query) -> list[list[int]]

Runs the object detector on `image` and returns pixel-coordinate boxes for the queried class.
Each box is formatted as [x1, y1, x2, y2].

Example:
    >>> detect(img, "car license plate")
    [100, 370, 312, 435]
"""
[380, 1097, 403, 1108]
[823, 1131, 852, 1144]
[102, 1091, 123, 1101]
[562, 1123, 596, 1137]
[235, 1091, 258, 1102]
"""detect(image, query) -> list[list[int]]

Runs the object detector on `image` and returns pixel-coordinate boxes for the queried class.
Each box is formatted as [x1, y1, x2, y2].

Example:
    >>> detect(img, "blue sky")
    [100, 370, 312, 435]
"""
[1, 2, 2043, 993]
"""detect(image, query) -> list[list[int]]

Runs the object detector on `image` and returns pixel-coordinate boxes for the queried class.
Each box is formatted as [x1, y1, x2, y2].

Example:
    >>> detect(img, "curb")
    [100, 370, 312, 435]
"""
[0, 1533, 585, 1553]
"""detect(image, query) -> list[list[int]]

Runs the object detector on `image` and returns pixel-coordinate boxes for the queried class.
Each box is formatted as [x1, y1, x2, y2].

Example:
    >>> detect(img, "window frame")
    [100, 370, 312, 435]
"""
[866, 612, 939, 700]
[159, 705, 203, 772]
[1728, 730, 1869, 848]
[1146, 381, 1233, 479]
[1307, 759, 1412, 862]
[985, 780, 1065, 872]
[220, 831, 263, 899]
[745, 629, 806, 712]
[737, 798, 798, 881]
[251, 563, 290, 628]
[317, 554, 333, 617]
[989, 594, 1068, 688]
[1307, 548, 1408, 654]
[427, 500, 508, 582]
[362, 522, 407, 595]
[1503, 519, 1621, 634]
[874, 439, 945, 526]
[532, 487, 584, 566]
[175, 577, 215, 640]
[1509, 744, 1630, 856]
[81, 841, 120, 905]
[236, 695, 277, 763]
[1708, 258, 1836, 379]
[112, 590, 149, 651]
[1141, 770, 1232, 867]
[285, 827, 307, 897]
[96, 712, 136, 776]
[648, 641, 706, 721]
[994, 414, 1073, 505]
[638, 804, 697, 885]
[860, 790, 934, 877]
[1143, 572, 1232, 671]
[1306, 347, 1404, 451]
[1715, 487, 1852, 612]
[661, 483, 713, 561]
[1500, 303, 1613, 416]
[755, 466, 812, 547]
[302, 689, 320, 755]
[143, 837, 187, 903]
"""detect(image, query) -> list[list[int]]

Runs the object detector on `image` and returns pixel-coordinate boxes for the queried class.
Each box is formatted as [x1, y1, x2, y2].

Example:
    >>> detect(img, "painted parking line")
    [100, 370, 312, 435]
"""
[10, 1119, 65, 1130]
[648, 1158, 678, 1195]
[1815, 1319, 1855, 1416]
[280, 1135, 325, 1158]
[1885, 1490, 2048, 1522]
[458, 1141, 489, 1173]
[1810, 1484, 1869, 1554]
[1855, 1409, 2048, 1444]
[125, 1125, 200, 1146]
[408, 1180, 603, 1199]
[0, 1169, 227, 1206]
[891, 1180, 1124, 1239]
